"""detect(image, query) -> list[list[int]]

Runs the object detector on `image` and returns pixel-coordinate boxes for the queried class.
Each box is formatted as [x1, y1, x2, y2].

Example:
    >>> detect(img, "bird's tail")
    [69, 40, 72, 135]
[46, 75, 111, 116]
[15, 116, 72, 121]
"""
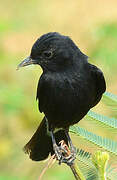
[23, 117, 68, 161]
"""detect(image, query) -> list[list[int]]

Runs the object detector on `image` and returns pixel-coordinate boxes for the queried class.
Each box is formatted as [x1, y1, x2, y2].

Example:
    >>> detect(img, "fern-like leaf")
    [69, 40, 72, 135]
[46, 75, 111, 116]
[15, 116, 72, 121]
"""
[77, 148, 91, 159]
[87, 110, 117, 129]
[104, 92, 117, 103]
[76, 148, 99, 180]
[76, 147, 116, 180]
[70, 125, 117, 155]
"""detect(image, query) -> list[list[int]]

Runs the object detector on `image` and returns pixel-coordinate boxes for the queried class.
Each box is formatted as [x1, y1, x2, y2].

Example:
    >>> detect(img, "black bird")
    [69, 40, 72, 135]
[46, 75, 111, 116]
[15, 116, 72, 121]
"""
[18, 32, 106, 165]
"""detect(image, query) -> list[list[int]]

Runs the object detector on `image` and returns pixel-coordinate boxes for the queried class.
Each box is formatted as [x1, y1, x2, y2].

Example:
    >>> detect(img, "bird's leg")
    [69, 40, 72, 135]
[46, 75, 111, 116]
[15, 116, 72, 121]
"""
[46, 118, 66, 163]
[55, 129, 77, 166]
[50, 129, 77, 166]
[65, 129, 77, 154]
[62, 129, 77, 165]
[50, 130, 64, 164]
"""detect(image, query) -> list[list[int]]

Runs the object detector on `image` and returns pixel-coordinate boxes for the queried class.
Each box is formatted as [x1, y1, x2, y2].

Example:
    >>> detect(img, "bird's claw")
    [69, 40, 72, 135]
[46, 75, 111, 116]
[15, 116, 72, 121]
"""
[70, 146, 77, 157]
[53, 144, 63, 162]
[59, 152, 76, 166]
[54, 140, 76, 166]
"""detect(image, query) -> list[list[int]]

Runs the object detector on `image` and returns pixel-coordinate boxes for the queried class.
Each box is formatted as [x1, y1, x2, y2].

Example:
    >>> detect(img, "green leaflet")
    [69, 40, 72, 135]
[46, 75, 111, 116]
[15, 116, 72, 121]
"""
[104, 92, 117, 103]
[87, 110, 117, 129]
[70, 126, 117, 155]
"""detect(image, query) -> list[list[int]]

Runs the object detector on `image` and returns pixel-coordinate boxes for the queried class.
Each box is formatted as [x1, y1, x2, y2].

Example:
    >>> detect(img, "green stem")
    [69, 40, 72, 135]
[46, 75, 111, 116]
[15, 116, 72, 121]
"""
[100, 174, 105, 180]
[69, 162, 85, 180]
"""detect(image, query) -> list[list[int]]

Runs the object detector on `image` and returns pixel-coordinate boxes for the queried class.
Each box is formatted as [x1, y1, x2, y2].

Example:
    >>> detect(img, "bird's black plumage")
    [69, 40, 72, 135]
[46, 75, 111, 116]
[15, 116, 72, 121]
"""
[18, 32, 106, 162]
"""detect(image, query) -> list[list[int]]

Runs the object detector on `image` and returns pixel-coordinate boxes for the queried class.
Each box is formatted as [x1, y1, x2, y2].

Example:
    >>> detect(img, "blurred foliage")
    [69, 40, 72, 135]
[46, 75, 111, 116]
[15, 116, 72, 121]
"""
[70, 92, 117, 179]
[0, 0, 117, 179]
[91, 23, 117, 73]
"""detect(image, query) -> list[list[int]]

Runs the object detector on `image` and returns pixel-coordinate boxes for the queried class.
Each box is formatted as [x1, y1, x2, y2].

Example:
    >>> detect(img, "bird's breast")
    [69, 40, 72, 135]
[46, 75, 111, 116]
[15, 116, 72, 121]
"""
[38, 71, 94, 128]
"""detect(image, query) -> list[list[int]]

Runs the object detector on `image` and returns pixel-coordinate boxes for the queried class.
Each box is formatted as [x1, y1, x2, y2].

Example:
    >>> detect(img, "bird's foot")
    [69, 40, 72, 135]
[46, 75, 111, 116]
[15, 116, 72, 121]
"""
[59, 152, 76, 166]
[58, 140, 77, 166]
[53, 142, 76, 166]
[53, 143, 65, 162]
[70, 145, 77, 158]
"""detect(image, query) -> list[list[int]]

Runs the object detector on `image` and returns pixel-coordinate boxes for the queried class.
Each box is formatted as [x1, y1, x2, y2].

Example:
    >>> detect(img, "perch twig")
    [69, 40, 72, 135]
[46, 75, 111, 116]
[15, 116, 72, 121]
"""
[59, 140, 85, 180]
[38, 154, 56, 180]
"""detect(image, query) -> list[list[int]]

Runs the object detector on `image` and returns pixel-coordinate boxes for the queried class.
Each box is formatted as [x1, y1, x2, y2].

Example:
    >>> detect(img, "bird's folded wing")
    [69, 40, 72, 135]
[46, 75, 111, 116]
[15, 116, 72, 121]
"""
[89, 63, 106, 106]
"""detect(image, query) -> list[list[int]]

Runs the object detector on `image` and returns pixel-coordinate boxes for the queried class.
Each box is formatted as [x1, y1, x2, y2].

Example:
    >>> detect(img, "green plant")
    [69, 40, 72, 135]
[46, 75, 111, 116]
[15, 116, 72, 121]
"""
[68, 92, 117, 180]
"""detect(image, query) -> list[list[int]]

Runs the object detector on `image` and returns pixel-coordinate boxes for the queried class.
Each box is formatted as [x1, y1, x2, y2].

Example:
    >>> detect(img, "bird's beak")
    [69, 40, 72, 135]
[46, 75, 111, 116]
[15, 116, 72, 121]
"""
[17, 56, 38, 70]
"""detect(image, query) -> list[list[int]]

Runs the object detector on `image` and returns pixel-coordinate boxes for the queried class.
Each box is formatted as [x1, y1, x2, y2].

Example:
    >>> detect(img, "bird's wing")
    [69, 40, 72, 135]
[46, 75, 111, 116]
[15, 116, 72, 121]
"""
[36, 77, 45, 113]
[89, 63, 106, 106]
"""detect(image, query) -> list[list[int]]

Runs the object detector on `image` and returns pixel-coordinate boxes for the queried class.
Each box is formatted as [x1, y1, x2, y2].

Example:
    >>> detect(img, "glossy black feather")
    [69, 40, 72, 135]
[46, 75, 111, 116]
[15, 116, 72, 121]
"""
[24, 32, 106, 161]
[24, 117, 68, 161]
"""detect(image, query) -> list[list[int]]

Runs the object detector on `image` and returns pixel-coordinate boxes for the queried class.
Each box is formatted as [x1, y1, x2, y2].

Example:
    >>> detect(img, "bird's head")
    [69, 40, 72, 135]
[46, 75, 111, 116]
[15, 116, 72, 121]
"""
[17, 32, 87, 72]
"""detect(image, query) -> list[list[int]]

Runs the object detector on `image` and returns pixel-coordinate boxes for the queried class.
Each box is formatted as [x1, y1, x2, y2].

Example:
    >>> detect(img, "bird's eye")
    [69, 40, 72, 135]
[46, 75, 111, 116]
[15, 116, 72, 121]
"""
[43, 51, 53, 59]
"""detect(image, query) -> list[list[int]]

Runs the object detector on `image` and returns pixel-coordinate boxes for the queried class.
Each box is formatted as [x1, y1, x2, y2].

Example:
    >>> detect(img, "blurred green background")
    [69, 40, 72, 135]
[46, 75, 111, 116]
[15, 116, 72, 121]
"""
[0, 0, 117, 179]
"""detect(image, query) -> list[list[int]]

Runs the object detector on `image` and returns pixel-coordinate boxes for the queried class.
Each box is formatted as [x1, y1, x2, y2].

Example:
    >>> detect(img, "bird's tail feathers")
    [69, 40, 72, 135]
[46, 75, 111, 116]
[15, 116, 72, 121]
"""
[23, 117, 68, 161]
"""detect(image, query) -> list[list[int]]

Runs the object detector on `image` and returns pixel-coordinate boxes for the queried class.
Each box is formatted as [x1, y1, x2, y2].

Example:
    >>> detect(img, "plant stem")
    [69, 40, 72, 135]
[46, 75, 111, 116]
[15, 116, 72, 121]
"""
[69, 162, 85, 180]
[59, 140, 85, 180]
[99, 174, 105, 180]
